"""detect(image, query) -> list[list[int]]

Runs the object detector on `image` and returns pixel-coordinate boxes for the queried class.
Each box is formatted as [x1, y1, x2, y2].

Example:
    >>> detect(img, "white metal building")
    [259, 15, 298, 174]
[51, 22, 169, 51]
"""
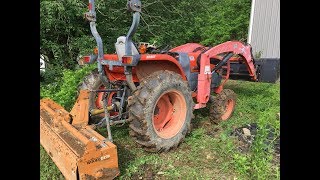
[248, 0, 280, 58]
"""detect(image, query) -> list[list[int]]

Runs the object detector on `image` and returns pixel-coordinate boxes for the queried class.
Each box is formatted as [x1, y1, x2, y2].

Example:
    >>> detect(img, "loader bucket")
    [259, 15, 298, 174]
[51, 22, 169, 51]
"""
[40, 90, 120, 180]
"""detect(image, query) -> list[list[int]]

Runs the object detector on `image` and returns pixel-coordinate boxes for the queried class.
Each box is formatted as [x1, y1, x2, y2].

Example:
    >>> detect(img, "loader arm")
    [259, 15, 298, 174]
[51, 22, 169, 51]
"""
[204, 41, 257, 79]
[195, 41, 257, 109]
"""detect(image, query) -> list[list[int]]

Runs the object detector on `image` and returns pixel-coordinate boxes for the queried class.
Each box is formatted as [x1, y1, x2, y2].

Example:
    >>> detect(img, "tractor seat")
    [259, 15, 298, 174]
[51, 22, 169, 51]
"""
[115, 36, 139, 60]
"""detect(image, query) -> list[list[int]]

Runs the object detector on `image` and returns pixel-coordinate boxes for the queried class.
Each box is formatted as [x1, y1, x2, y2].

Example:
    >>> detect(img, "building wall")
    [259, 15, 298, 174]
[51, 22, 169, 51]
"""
[248, 0, 280, 58]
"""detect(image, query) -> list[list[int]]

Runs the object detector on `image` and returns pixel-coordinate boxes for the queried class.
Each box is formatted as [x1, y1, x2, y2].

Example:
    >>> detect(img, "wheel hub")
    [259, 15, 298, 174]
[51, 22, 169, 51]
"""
[152, 90, 186, 139]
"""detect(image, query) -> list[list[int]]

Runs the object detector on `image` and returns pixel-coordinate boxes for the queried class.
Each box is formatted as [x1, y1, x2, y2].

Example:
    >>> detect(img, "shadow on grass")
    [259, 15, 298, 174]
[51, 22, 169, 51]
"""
[115, 142, 136, 177]
[106, 124, 138, 178]
[192, 107, 210, 128]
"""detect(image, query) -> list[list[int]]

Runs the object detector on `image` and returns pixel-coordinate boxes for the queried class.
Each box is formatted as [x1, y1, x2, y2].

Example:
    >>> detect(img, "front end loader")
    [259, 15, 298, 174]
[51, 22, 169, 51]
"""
[40, 0, 277, 179]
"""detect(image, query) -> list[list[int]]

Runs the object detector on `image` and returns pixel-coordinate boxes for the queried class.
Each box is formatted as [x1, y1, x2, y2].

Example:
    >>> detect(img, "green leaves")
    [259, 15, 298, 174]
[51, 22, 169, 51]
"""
[196, 0, 251, 45]
[41, 0, 251, 73]
[40, 64, 96, 110]
[41, 0, 92, 69]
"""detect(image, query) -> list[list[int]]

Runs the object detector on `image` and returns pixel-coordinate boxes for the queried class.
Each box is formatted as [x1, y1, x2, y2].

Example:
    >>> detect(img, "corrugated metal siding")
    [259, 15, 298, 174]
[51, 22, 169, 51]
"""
[248, 0, 280, 58]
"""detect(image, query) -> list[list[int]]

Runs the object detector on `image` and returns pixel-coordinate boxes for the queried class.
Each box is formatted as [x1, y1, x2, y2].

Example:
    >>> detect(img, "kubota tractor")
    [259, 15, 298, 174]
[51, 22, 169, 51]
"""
[40, 0, 268, 179]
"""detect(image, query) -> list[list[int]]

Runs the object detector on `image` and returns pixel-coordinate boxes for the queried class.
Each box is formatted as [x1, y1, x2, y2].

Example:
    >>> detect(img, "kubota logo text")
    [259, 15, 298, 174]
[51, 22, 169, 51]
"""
[146, 55, 156, 58]
[86, 155, 110, 164]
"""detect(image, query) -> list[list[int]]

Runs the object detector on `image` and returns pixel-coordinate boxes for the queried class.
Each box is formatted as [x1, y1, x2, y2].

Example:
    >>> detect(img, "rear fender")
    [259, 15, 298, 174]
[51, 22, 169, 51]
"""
[136, 54, 187, 80]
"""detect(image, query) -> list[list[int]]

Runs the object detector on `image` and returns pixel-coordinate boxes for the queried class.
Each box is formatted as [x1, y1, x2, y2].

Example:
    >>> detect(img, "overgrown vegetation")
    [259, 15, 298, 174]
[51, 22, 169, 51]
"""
[40, 64, 95, 110]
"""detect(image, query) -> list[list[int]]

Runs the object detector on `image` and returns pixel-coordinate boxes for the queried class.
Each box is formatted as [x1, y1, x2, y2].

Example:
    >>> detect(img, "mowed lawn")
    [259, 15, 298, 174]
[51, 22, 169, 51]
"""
[40, 79, 280, 180]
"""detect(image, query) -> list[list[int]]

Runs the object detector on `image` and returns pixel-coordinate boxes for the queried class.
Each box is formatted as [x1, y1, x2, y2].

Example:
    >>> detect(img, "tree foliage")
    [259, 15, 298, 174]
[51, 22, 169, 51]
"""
[40, 0, 251, 75]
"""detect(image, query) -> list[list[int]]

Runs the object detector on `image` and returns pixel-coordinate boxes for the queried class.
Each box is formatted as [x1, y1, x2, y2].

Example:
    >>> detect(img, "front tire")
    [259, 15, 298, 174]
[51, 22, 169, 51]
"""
[128, 70, 194, 152]
[209, 89, 237, 123]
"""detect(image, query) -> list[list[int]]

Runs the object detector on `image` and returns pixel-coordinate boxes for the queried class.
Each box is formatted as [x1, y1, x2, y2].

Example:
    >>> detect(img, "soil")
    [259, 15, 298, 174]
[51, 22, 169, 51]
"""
[205, 126, 223, 138]
[131, 163, 156, 180]
[41, 109, 86, 156]
[59, 131, 85, 156]
[40, 110, 53, 126]
[230, 123, 280, 156]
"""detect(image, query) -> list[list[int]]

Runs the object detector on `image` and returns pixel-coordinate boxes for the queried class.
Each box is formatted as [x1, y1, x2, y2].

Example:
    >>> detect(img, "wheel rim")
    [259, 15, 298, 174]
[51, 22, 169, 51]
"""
[221, 99, 235, 121]
[152, 90, 187, 139]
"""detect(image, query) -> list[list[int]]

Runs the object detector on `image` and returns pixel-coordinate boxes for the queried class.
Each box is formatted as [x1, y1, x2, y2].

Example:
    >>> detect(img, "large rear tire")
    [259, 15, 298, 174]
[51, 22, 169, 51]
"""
[209, 89, 237, 123]
[128, 70, 194, 152]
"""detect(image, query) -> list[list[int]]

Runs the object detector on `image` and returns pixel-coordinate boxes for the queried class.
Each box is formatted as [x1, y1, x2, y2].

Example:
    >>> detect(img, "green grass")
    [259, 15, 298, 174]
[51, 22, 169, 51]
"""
[40, 79, 280, 179]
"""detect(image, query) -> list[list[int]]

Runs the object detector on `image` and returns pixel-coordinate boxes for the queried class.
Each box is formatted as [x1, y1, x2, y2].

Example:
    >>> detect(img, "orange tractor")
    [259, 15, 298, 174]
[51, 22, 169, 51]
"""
[40, 0, 266, 179]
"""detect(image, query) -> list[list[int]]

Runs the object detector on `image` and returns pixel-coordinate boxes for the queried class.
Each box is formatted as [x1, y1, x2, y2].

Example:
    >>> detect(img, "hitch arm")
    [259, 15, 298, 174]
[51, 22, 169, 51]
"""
[85, 0, 109, 87]
[124, 0, 142, 92]
[125, 0, 142, 57]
